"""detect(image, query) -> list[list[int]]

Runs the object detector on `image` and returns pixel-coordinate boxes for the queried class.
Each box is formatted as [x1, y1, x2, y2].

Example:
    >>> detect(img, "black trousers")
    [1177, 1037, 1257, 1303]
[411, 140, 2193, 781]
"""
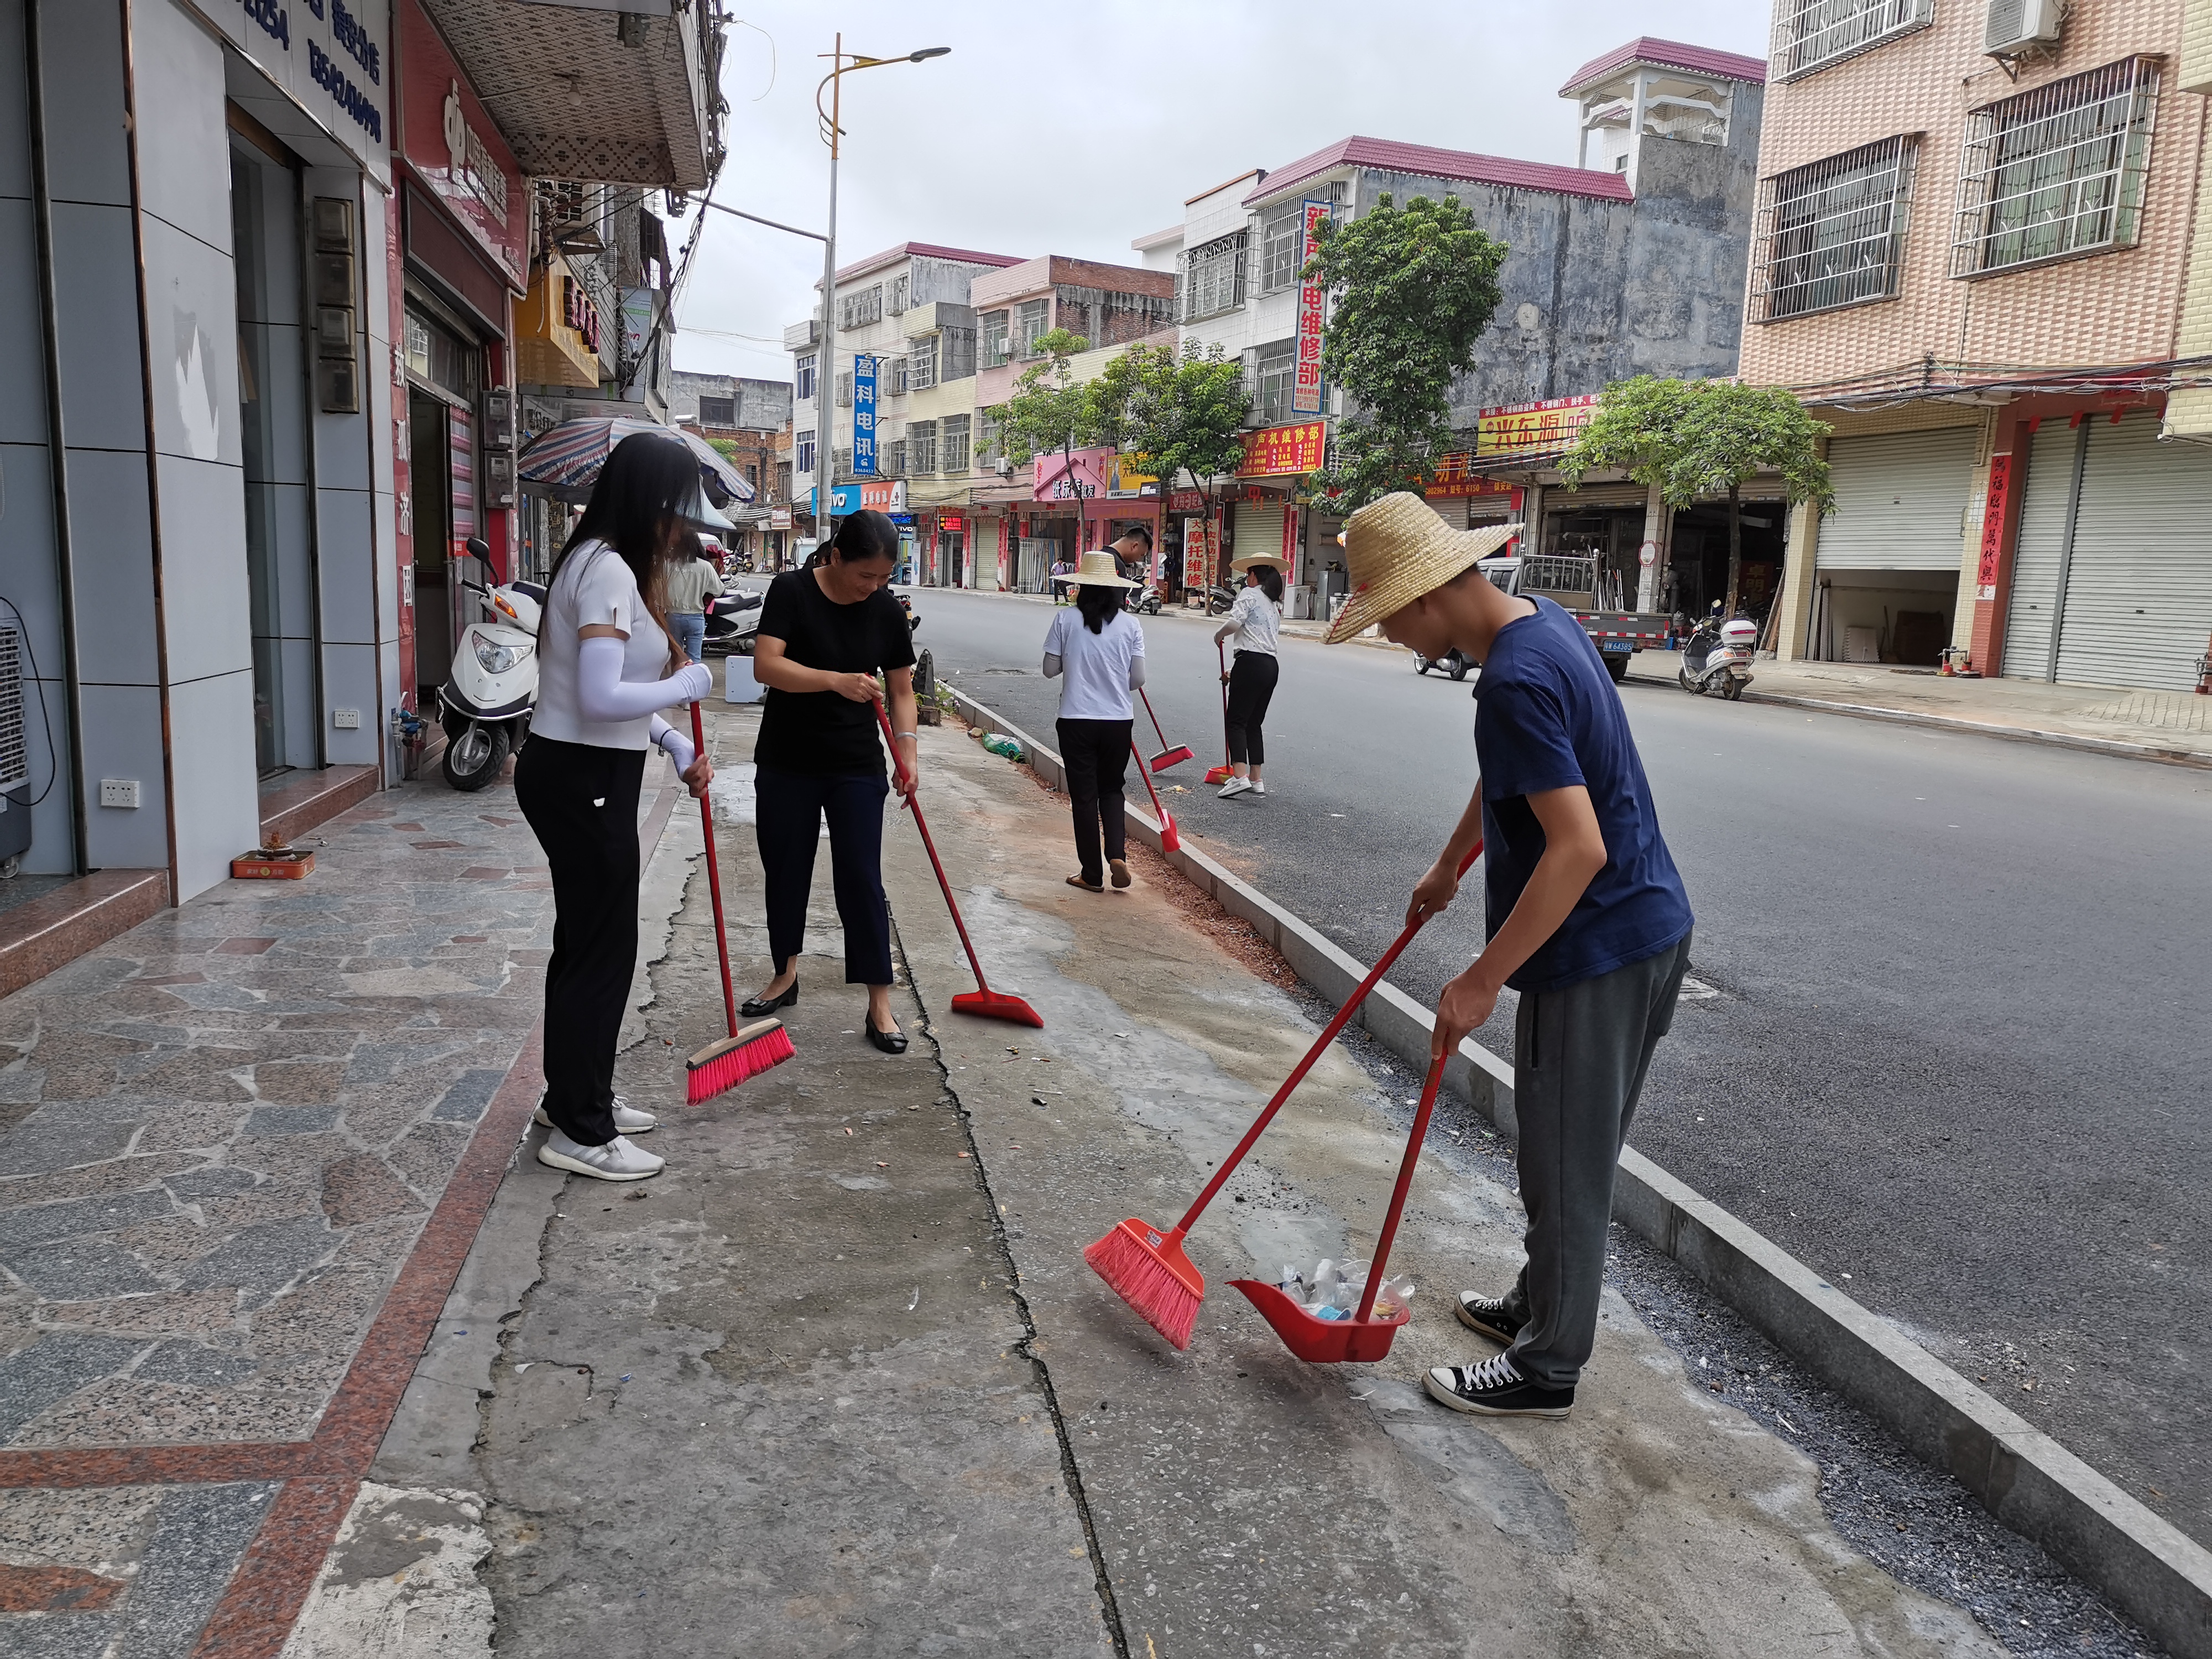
[514, 734, 646, 1148]
[1225, 650, 1279, 765]
[1056, 717, 1132, 884]
[755, 767, 894, 985]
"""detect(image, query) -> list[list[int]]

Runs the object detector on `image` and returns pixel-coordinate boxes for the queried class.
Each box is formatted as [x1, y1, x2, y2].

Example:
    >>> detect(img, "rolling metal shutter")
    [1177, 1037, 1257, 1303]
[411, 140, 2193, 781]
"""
[1429, 497, 1470, 530]
[1549, 482, 1649, 510]
[1233, 501, 1287, 568]
[2000, 420, 2081, 681]
[1817, 427, 1978, 570]
[2054, 411, 2212, 689]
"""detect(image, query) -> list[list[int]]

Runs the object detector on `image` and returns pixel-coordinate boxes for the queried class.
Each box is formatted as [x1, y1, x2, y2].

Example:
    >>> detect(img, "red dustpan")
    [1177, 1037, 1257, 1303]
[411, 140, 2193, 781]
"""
[1229, 1049, 1448, 1363]
[877, 701, 1043, 1028]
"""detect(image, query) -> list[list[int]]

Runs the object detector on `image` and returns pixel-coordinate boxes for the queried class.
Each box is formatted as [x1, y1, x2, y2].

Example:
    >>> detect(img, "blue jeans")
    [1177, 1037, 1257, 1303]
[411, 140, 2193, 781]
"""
[669, 612, 706, 665]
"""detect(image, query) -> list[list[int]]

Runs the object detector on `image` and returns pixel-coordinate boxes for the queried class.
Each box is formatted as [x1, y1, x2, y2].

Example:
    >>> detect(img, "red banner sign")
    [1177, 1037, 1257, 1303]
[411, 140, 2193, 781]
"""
[1976, 452, 2012, 591]
[1291, 200, 1329, 418]
[1423, 452, 1519, 499]
[1240, 422, 1326, 477]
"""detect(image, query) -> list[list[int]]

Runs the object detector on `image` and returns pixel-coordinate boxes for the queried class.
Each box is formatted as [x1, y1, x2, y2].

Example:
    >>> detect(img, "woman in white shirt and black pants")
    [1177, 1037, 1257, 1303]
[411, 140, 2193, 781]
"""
[1043, 551, 1146, 893]
[517, 435, 715, 1183]
[1213, 551, 1285, 799]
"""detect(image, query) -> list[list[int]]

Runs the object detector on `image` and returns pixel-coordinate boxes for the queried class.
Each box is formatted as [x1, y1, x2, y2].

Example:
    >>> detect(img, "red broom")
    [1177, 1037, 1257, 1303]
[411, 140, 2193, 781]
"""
[1204, 640, 1235, 785]
[683, 701, 795, 1101]
[1086, 834, 1483, 1348]
[1129, 740, 1181, 854]
[1136, 686, 1194, 773]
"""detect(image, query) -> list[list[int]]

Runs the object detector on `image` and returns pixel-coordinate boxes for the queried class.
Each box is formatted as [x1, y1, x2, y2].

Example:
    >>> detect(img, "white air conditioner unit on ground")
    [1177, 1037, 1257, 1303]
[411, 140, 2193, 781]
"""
[1984, 0, 2063, 56]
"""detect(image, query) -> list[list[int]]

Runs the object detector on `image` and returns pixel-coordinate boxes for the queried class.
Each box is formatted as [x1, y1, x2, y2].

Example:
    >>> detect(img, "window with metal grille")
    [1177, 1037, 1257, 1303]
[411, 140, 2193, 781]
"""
[910, 334, 938, 390]
[942, 414, 971, 475]
[982, 310, 1011, 366]
[796, 429, 815, 474]
[1952, 58, 2160, 278]
[977, 408, 1004, 468]
[1750, 136, 1918, 321]
[885, 438, 906, 477]
[1018, 299, 1050, 356]
[836, 371, 852, 409]
[888, 274, 909, 314]
[1260, 205, 1306, 294]
[1184, 230, 1247, 321]
[840, 285, 883, 330]
[698, 394, 735, 426]
[1772, 0, 1933, 80]
[795, 353, 816, 401]
[1253, 341, 1296, 427]
[910, 419, 938, 474]
[885, 355, 908, 397]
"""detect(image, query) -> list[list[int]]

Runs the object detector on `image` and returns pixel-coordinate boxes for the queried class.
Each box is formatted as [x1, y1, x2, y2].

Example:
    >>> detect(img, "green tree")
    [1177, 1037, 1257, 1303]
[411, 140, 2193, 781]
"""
[1092, 341, 1251, 580]
[1000, 327, 1100, 512]
[1302, 192, 1508, 512]
[1560, 375, 1834, 616]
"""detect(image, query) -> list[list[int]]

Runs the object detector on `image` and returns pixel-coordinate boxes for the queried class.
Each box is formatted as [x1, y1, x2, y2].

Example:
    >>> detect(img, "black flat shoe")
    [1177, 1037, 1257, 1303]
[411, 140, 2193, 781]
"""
[741, 980, 798, 1019]
[864, 1019, 908, 1055]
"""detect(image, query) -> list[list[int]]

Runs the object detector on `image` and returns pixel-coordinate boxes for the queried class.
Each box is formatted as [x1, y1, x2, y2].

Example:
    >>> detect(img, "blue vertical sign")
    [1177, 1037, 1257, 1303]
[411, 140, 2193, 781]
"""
[852, 353, 878, 478]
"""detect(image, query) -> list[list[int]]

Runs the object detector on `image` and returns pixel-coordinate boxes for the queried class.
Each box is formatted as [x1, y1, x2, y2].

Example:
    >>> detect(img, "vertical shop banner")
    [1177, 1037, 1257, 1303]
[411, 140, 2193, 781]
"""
[1184, 518, 1214, 587]
[1976, 452, 2013, 599]
[852, 354, 878, 477]
[1291, 199, 1329, 419]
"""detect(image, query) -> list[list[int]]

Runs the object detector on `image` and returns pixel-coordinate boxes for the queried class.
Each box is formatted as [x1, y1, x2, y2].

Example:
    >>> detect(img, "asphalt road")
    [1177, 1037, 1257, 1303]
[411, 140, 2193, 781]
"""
[900, 583, 2212, 1551]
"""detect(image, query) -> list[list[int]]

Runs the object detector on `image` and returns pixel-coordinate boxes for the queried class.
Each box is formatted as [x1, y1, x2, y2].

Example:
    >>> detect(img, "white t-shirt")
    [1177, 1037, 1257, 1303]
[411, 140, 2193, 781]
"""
[1228, 585, 1282, 656]
[533, 540, 674, 750]
[1044, 607, 1145, 722]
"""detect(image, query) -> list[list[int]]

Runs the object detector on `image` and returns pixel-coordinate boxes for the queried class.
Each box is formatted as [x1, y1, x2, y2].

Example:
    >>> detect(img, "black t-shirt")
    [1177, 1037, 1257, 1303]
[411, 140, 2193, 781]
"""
[753, 569, 917, 776]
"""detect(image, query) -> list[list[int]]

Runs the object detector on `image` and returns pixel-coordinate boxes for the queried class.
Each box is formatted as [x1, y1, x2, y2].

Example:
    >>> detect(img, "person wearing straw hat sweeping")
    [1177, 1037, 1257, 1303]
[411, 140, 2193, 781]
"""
[1211, 550, 1286, 799]
[1326, 493, 1693, 1419]
[1042, 550, 1147, 893]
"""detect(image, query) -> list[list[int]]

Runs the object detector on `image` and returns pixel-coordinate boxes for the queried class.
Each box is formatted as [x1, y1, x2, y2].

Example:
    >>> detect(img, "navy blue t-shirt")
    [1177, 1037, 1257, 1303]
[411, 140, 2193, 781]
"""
[1474, 597, 1692, 993]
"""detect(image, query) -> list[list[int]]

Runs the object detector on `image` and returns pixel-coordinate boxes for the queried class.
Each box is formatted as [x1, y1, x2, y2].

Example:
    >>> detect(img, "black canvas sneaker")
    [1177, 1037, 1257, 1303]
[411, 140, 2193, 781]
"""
[1425, 1353, 1574, 1418]
[1453, 1291, 1526, 1344]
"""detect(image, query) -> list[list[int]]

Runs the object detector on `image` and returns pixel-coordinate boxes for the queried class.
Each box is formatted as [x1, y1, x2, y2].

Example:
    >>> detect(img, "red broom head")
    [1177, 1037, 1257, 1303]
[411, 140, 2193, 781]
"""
[1204, 765, 1234, 785]
[686, 1018, 795, 1104]
[1159, 812, 1181, 854]
[1084, 1219, 1203, 1350]
[1150, 747, 1194, 772]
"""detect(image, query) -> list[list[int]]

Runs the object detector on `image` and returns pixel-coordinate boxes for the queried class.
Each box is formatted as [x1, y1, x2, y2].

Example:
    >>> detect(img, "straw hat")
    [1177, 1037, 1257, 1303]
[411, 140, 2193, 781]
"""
[1323, 493, 1522, 644]
[1230, 551, 1288, 573]
[1068, 549, 1141, 589]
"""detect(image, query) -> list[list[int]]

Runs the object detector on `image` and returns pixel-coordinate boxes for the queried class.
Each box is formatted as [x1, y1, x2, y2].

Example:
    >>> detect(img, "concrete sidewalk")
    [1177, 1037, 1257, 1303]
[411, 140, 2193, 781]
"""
[285, 702, 2016, 1659]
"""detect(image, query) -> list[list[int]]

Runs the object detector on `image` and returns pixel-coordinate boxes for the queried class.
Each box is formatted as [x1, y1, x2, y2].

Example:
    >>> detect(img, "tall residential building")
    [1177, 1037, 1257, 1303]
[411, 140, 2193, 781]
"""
[1740, 0, 2212, 690]
[670, 372, 794, 567]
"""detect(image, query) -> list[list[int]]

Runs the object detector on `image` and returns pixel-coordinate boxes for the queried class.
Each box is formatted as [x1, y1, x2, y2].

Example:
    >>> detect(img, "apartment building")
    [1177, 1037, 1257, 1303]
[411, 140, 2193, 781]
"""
[1742, 0, 2212, 690]
[670, 371, 793, 566]
[1141, 39, 1768, 619]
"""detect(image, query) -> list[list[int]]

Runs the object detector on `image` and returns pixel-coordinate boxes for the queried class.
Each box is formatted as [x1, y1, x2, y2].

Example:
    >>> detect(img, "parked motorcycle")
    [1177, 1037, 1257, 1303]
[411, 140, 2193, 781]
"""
[1415, 647, 1473, 682]
[1678, 613, 1758, 700]
[439, 537, 541, 791]
[1204, 583, 1238, 617]
[703, 586, 764, 655]
[1130, 585, 1164, 616]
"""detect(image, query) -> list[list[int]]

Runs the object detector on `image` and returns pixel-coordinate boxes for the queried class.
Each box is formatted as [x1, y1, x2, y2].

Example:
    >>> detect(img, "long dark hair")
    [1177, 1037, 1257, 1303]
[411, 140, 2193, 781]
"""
[1249, 564, 1284, 605]
[1075, 581, 1123, 634]
[807, 509, 899, 569]
[553, 432, 698, 620]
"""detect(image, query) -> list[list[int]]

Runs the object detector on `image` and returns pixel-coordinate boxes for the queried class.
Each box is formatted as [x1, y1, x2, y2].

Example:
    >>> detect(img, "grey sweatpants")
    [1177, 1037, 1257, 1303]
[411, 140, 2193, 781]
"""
[1500, 932, 1692, 1390]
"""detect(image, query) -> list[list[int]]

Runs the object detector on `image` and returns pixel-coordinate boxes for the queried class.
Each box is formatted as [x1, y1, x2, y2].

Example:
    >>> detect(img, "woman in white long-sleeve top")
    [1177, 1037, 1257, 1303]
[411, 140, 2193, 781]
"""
[1212, 551, 1286, 799]
[516, 435, 715, 1183]
[1043, 551, 1147, 893]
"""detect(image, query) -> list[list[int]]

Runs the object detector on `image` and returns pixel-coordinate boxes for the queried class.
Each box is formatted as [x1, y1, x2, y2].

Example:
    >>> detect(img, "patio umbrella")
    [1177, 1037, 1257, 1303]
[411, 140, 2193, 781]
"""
[519, 417, 755, 510]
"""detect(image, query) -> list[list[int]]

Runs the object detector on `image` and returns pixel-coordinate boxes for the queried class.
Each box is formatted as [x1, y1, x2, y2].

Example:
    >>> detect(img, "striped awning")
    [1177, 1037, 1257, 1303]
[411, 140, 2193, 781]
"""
[519, 418, 755, 506]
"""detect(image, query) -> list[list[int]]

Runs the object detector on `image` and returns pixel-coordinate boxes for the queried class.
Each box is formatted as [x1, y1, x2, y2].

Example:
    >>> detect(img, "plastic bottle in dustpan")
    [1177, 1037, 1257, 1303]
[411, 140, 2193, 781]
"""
[1229, 1051, 1447, 1363]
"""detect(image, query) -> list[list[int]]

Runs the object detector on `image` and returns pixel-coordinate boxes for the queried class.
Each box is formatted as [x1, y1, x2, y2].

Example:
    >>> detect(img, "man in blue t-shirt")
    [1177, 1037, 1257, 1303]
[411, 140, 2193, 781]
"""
[1326, 493, 1694, 1420]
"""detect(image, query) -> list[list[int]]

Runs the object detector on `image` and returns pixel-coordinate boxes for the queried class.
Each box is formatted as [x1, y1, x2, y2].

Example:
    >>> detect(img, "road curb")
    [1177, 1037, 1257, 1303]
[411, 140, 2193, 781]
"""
[944, 682, 2212, 1659]
[1623, 669, 2212, 771]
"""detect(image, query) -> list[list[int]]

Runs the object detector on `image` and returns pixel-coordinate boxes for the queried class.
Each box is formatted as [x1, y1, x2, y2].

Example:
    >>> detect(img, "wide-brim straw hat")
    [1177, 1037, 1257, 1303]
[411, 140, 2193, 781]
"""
[1323, 492, 1522, 644]
[1230, 551, 1288, 573]
[1068, 549, 1141, 589]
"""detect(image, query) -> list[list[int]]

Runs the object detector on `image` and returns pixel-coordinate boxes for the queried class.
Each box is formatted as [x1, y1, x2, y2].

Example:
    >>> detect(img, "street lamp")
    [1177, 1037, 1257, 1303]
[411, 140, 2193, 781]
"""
[814, 35, 951, 528]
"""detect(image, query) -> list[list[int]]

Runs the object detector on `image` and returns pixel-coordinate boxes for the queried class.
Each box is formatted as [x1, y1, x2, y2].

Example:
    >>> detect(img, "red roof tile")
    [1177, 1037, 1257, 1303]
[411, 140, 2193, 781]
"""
[1244, 136, 1634, 207]
[1559, 37, 1768, 96]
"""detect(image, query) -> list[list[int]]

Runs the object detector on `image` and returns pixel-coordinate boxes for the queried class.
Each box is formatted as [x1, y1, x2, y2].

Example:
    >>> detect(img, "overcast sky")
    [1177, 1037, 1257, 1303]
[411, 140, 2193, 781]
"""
[670, 0, 1773, 383]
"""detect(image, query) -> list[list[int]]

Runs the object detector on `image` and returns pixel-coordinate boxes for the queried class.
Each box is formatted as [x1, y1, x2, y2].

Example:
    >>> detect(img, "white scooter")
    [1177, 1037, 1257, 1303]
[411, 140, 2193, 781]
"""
[439, 537, 543, 791]
[1678, 613, 1759, 701]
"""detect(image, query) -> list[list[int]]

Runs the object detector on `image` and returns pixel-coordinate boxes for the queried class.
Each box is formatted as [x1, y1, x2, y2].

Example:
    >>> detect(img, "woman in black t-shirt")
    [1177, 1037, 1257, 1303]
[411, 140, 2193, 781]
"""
[743, 510, 919, 1053]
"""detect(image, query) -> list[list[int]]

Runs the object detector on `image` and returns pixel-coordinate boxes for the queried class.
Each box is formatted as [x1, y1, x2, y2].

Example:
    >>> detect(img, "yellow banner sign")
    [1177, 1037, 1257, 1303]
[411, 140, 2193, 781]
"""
[1474, 396, 1598, 460]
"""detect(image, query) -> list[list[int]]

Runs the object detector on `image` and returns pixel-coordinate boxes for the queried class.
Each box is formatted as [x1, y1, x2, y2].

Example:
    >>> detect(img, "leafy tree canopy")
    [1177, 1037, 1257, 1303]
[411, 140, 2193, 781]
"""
[1091, 341, 1251, 510]
[999, 328, 1097, 469]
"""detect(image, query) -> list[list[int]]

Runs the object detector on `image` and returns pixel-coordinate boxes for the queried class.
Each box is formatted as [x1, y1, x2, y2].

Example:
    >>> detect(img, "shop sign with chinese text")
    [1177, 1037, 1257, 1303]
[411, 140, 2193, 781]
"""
[1975, 453, 2012, 598]
[1107, 453, 1159, 497]
[1423, 452, 1520, 498]
[1241, 422, 1326, 477]
[1034, 447, 1113, 502]
[1473, 395, 1598, 461]
[212, 0, 390, 184]
[1291, 199, 1329, 418]
[852, 354, 878, 477]
[399, 0, 525, 288]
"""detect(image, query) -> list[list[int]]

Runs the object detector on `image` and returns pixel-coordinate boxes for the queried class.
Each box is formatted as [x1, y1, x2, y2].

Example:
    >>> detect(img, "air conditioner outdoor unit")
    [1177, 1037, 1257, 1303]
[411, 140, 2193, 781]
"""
[1984, 0, 2063, 56]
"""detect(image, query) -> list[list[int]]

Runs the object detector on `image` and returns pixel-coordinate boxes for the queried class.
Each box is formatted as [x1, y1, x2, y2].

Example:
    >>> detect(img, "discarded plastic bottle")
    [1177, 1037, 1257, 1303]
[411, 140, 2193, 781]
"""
[980, 733, 1024, 761]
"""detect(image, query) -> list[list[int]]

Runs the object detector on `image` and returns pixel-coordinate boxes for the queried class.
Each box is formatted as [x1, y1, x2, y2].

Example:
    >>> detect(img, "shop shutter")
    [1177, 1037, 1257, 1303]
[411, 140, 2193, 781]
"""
[1233, 501, 1286, 570]
[1817, 427, 1978, 570]
[1549, 482, 1649, 510]
[1428, 497, 1470, 530]
[2000, 420, 2081, 681]
[2054, 411, 2212, 690]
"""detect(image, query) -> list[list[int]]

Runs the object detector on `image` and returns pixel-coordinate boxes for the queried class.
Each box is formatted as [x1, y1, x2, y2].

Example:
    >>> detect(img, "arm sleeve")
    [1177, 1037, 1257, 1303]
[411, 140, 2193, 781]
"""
[703, 565, 724, 598]
[1476, 676, 1584, 801]
[647, 714, 696, 774]
[879, 592, 917, 672]
[576, 635, 712, 722]
[754, 575, 795, 645]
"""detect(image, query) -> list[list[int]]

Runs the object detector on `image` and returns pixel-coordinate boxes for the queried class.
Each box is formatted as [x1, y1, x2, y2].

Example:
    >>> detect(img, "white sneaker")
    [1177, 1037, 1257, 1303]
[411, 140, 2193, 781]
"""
[536, 1130, 664, 1182]
[1250, 780, 1266, 796]
[1218, 776, 1252, 799]
[534, 1095, 658, 1135]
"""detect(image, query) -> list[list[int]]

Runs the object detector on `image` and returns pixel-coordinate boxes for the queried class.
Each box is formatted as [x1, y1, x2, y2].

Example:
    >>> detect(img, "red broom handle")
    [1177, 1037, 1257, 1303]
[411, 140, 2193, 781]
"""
[689, 701, 739, 1041]
[1137, 685, 1175, 754]
[876, 697, 997, 995]
[1171, 833, 1483, 1235]
[1216, 640, 1230, 761]
[1356, 1050, 1448, 1322]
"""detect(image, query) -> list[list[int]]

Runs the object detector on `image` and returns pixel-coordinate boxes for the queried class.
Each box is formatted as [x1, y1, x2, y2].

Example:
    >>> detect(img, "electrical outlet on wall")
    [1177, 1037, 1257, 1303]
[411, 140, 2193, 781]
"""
[99, 779, 140, 809]
[332, 708, 361, 729]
